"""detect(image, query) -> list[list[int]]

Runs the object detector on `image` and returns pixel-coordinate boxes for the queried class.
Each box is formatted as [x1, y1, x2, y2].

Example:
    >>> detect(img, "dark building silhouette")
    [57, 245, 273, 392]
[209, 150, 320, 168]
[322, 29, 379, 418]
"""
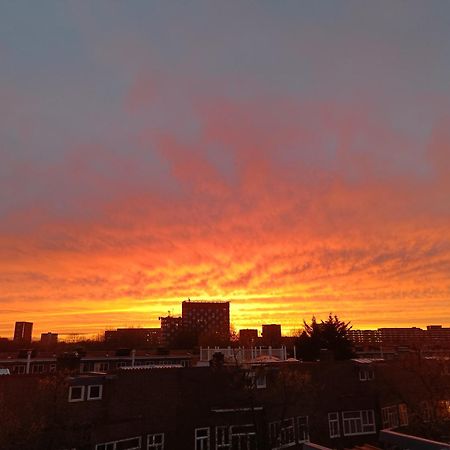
[13, 322, 33, 345]
[159, 316, 183, 347]
[0, 349, 193, 375]
[349, 325, 450, 350]
[0, 357, 449, 449]
[239, 328, 259, 347]
[378, 327, 424, 346]
[104, 328, 161, 348]
[427, 325, 450, 346]
[40, 332, 58, 348]
[181, 300, 230, 345]
[262, 324, 282, 347]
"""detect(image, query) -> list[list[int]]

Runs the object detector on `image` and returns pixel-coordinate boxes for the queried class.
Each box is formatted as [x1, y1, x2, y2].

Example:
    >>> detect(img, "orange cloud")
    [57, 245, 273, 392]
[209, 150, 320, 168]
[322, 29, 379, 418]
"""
[1, 94, 449, 338]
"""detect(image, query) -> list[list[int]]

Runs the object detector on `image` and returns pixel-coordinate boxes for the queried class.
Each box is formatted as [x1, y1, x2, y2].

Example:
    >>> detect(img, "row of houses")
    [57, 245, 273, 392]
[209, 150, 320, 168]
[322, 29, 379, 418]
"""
[0, 354, 449, 449]
[0, 349, 193, 375]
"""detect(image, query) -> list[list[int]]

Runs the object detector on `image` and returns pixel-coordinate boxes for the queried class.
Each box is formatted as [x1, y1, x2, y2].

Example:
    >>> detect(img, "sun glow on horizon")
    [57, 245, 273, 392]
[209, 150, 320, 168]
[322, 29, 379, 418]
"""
[1, 2, 450, 339]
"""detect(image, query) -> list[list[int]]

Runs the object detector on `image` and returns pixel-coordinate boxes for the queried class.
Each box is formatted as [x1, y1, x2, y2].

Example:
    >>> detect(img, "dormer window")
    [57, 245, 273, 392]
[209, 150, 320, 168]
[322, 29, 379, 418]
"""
[68, 386, 85, 402]
[68, 383, 103, 402]
[87, 384, 103, 400]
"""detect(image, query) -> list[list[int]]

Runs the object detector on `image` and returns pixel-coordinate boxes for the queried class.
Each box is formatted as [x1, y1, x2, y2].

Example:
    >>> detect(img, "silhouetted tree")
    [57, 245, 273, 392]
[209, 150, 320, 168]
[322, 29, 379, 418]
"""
[296, 314, 354, 361]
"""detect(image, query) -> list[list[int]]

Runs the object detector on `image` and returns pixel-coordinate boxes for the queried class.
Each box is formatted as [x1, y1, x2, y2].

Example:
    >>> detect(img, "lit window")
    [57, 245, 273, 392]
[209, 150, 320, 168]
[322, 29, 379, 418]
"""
[328, 412, 340, 438]
[195, 427, 210, 450]
[68, 385, 85, 402]
[437, 400, 450, 420]
[87, 384, 103, 400]
[147, 433, 164, 450]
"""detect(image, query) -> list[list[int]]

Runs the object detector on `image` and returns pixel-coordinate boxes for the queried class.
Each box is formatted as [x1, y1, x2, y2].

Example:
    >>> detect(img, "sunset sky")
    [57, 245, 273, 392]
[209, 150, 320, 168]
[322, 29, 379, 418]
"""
[1, 2, 450, 339]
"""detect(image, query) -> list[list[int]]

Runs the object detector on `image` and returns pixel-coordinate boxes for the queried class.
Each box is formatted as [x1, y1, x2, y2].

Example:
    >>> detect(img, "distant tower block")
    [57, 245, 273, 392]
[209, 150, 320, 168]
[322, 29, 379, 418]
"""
[239, 329, 258, 347]
[13, 322, 33, 345]
[262, 324, 282, 347]
[40, 332, 58, 348]
[182, 300, 230, 344]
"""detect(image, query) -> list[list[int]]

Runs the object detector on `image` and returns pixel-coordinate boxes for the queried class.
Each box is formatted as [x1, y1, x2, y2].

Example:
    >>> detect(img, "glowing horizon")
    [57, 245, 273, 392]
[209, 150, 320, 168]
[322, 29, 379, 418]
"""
[1, 2, 449, 339]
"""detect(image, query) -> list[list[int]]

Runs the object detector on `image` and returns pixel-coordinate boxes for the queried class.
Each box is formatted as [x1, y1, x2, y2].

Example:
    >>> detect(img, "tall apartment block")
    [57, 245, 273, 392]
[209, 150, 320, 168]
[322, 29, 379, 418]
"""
[13, 322, 33, 345]
[262, 324, 282, 347]
[182, 300, 230, 343]
[239, 329, 258, 347]
[40, 332, 58, 348]
[159, 316, 183, 347]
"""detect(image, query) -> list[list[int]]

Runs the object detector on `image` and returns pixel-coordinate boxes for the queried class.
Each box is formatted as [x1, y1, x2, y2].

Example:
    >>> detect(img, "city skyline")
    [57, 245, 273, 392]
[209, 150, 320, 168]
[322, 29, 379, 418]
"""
[1, 2, 450, 337]
[3, 302, 450, 342]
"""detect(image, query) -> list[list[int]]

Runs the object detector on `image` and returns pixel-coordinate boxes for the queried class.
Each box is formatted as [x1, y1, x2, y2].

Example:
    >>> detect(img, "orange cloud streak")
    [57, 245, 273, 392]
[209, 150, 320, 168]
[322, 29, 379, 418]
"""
[1, 95, 449, 338]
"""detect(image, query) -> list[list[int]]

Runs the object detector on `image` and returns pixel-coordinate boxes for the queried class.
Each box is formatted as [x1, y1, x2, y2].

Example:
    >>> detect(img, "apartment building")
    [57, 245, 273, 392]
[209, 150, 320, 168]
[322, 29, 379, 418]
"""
[0, 357, 448, 449]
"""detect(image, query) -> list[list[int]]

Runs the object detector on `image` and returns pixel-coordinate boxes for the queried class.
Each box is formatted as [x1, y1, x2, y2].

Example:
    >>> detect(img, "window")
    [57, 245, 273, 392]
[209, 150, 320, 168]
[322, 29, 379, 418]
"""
[256, 372, 267, 389]
[342, 410, 375, 436]
[81, 362, 94, 373]
[147, 433, 164, 450]
[95, 437, 141, 450]
[13, 365, 25, 374]
[398, 404, 408, 426]
[32, 364, 45, 373]
[421, 401, 432, 422]
[280, 419, 295, 448]
[95, 362, 109, 372]
[438, 400, 450, 420]
[359, 369, 374, 381]
[297, 416, 309, 443]
[230, 425, 256, 450]
[215, 426, 230, 449]
[246, 370, 266, 389]
[96, 445, 115, 450]
[68, 385, 85, 402]
[382, 405, 399, 428]
[270, 421, 280, 448]
[269, 418, 295, 449]
[195, 427, 210, 450]
[328, 413, 340, 438]
[87, 384, 103, 400]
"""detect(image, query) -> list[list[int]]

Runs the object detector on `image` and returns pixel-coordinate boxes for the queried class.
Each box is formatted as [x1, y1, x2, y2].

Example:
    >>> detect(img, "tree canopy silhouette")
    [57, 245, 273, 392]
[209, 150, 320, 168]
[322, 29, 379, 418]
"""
[295, 314, 355, 361]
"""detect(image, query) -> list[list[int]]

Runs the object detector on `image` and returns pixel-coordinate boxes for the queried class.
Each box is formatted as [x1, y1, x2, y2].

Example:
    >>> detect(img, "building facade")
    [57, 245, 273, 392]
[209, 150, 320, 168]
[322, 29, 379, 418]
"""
[182, 300, 230, 345]
[104, 328, 161, 348]
[40, 332, 58, 348]
[159, 316, 183, 348]
[262, 324, 282, 347]
[13, 322, 33, 345]
[0, 357, 449, 449]
[239, 329, 259, 347]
